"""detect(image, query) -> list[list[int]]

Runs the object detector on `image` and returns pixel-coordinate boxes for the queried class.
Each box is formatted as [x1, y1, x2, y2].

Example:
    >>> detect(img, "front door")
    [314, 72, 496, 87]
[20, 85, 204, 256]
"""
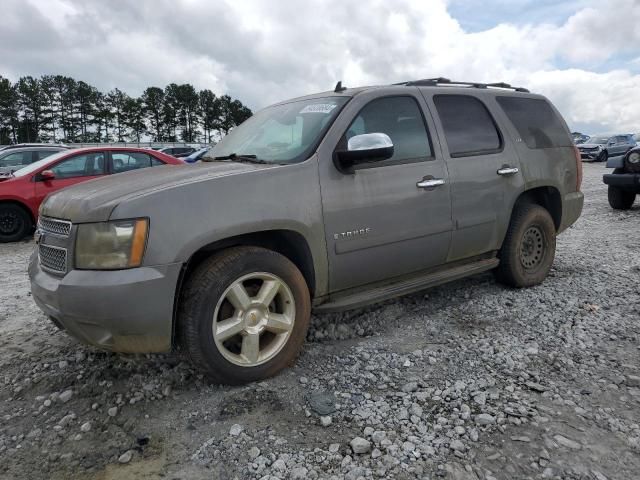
[424, 92, 524, 262]
[34, 151, 107, 207]
[318, 89, 453, 292]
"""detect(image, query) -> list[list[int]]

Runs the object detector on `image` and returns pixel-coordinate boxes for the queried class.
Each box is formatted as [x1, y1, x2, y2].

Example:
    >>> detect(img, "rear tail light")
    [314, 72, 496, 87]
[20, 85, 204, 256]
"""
[573, 145, 583, 192]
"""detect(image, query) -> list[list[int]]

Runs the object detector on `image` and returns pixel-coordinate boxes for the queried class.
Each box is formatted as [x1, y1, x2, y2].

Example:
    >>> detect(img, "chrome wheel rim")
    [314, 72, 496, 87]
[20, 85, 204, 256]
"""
[520, 225, 545, 270]
[212, 272, 295, 367]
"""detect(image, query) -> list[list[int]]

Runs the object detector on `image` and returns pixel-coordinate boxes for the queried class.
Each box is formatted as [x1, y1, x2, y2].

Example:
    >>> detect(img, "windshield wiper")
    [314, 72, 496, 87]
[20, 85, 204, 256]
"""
[204, 153, 279, 165]
[210, 153, 267, 163]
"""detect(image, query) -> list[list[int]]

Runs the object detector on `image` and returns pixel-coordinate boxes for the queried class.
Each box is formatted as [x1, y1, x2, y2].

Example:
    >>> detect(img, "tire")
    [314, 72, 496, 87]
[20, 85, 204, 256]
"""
[178, 246, 311, 384]
[597, 150, 608, 163]
[0, 204, 33, 243]
[495, 203, 556, 288]
[608, 185, 635, 210]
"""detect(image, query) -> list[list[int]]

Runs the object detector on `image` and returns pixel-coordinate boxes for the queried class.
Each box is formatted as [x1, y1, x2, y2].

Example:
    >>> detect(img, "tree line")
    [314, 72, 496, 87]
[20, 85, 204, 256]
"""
[0, 75, 253, 145]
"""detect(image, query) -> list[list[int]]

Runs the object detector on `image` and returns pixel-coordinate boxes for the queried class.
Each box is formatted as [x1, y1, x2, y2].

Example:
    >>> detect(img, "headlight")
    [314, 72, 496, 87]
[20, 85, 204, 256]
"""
[75, 218, 149, 270]
[628, 152, 640, 164]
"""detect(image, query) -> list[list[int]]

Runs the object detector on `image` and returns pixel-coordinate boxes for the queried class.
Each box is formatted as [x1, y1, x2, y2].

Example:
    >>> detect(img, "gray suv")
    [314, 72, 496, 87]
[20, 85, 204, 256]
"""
[577, 134, 636, 162]
[29, 78, 584, 384]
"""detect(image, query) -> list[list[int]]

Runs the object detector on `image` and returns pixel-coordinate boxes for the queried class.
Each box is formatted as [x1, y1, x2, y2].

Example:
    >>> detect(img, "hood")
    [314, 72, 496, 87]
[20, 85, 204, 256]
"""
[41, 161, 278, 223]
[577, 143, 604, 148]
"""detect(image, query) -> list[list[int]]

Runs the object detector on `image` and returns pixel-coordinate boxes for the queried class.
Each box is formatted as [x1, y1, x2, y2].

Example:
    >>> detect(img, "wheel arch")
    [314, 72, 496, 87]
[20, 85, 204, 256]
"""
[0, 199, 36, 227]
[179, 229, 317, 298]
[511, 186, 562, 231]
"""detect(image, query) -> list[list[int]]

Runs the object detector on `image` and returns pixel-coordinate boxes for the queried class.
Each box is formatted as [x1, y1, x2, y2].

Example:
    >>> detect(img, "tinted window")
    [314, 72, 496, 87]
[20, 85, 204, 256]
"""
[112, 152, 154, 173]
[151, 157, 165, 166]
[496, 96, 572, 149]
[343, 96, 432, 162]
[616, 135, 630, 143]
[50, 153, 106, 178]
[0, 151, 31, 167]
[36, 150, 60, 161]
[434, 95, 501, 157]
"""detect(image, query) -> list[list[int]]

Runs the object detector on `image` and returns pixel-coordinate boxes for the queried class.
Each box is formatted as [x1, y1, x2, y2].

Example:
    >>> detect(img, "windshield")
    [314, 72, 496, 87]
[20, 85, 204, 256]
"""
[13, 150, 70, 177]
[588, 136, 610, 144]
[205, 96, 350, 164]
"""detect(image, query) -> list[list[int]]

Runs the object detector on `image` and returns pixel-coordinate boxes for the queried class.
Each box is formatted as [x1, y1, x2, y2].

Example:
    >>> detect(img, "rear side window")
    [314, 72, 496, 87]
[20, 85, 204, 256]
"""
[433, 95, 502, 157]
[112, 152, 154, 173]
[496, 96, 572, 149]
[36, 150, 60, 161]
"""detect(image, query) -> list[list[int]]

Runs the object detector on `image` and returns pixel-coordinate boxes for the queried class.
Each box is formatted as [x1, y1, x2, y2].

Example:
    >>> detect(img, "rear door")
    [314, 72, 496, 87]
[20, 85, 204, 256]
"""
[615, 135, 632, 156]
[424, 92, 524, 262]
[318, 89, 453, 292]
[34, 151, 107, 206]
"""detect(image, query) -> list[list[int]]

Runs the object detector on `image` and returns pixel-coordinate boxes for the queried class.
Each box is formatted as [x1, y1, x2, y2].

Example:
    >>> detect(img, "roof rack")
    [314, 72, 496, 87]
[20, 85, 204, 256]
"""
[397, 78, 529, 93]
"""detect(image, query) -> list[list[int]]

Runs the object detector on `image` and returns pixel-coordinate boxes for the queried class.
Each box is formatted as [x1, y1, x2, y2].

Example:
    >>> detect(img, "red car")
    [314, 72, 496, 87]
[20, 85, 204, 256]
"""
[0, 147, 183, 242]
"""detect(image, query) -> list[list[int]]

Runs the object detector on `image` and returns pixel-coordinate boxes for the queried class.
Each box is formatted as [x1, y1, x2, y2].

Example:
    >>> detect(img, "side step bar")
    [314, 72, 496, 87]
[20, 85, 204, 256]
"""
[314, 258, 499, 313]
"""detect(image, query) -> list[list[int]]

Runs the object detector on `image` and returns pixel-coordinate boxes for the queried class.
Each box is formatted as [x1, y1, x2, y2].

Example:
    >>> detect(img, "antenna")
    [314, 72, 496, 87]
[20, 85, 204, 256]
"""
[334, 81, 346, 93]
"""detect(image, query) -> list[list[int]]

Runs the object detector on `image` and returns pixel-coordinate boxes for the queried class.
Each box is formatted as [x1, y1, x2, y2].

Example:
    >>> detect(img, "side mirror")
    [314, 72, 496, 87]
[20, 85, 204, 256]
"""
[40, 170, 56, 181]
[336, 133, 394, 172]
[608, 141, 616, 146]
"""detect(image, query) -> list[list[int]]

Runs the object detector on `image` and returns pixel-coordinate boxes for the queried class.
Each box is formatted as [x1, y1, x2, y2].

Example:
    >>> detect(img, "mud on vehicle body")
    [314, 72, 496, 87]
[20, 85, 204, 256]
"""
[30, 78, 584, 384]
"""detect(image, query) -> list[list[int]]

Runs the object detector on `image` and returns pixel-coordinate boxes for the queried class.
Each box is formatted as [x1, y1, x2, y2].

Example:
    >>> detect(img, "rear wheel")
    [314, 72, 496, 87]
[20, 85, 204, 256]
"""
[608, 185, 636, 210]
[0, 204, 32, 243]
[179, 246, 311, 384]
[495, 204, 556, 288]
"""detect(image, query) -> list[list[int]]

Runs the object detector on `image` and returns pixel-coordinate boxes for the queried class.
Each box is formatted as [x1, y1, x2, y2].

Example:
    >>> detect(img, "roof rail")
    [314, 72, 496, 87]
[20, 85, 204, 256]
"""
[397, 78, 529, 93]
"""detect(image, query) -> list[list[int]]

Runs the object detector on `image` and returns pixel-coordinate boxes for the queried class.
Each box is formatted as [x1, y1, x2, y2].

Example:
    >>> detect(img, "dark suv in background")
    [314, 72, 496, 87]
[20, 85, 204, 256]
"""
[577, 134, 635, 162]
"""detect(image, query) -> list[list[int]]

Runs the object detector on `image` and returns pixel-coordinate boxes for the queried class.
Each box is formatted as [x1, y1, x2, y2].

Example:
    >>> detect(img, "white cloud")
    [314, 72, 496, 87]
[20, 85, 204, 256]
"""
[1, 0, 639, 132]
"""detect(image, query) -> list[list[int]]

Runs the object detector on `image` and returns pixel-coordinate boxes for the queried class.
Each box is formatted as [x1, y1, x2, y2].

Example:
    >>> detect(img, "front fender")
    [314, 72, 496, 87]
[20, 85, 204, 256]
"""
[108, 157, 330, 296]
[606, 156, 624, 169]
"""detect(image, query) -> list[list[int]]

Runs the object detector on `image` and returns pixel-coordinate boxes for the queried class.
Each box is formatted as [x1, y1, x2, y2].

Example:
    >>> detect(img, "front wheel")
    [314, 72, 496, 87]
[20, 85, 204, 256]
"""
[179, 246, 311, 384]
[597, 150, 608, 163]
[0, 204, 33, 243]
[495, 204, 556, 288]
[608, 185, 636, 210]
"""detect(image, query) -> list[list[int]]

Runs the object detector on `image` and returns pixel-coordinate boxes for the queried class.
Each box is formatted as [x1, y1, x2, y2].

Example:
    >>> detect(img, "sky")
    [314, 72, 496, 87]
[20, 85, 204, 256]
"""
[1, 0, 639, 134]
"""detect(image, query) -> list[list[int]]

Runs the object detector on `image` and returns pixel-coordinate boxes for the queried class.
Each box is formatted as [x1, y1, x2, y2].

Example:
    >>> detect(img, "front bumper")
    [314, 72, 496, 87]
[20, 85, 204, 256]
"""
[558, 191, 584, 233]
[29, 253, 183, 353]
[603, 173, 640, 191]
[579, 150, 600, 160]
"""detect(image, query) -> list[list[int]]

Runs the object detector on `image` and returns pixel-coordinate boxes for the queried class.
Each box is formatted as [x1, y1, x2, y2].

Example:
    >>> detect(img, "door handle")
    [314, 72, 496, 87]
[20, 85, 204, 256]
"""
[497, 166, 519, 176]
[417, 178, 445, 189]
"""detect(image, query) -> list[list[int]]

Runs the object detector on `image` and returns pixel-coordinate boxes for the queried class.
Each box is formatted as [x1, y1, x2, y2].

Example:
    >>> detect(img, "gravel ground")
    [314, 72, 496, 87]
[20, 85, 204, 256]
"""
[1, 162, 639, 480]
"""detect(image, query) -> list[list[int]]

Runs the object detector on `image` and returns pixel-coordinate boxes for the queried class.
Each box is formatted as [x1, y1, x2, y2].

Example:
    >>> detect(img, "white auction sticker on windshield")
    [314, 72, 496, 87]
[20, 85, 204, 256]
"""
[299, 103, 337, 114]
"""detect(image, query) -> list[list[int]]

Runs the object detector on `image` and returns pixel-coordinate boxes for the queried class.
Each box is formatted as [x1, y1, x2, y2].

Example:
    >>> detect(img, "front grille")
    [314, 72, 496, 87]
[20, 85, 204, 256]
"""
[38, 217, 72, 237]
[39, 244, 67, 273]
[579, 147, 598, 152]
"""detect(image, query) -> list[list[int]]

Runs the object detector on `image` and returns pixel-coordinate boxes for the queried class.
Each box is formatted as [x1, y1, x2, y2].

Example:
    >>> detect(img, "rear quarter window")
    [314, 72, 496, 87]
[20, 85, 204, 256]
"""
[496, 96, 572, 149]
